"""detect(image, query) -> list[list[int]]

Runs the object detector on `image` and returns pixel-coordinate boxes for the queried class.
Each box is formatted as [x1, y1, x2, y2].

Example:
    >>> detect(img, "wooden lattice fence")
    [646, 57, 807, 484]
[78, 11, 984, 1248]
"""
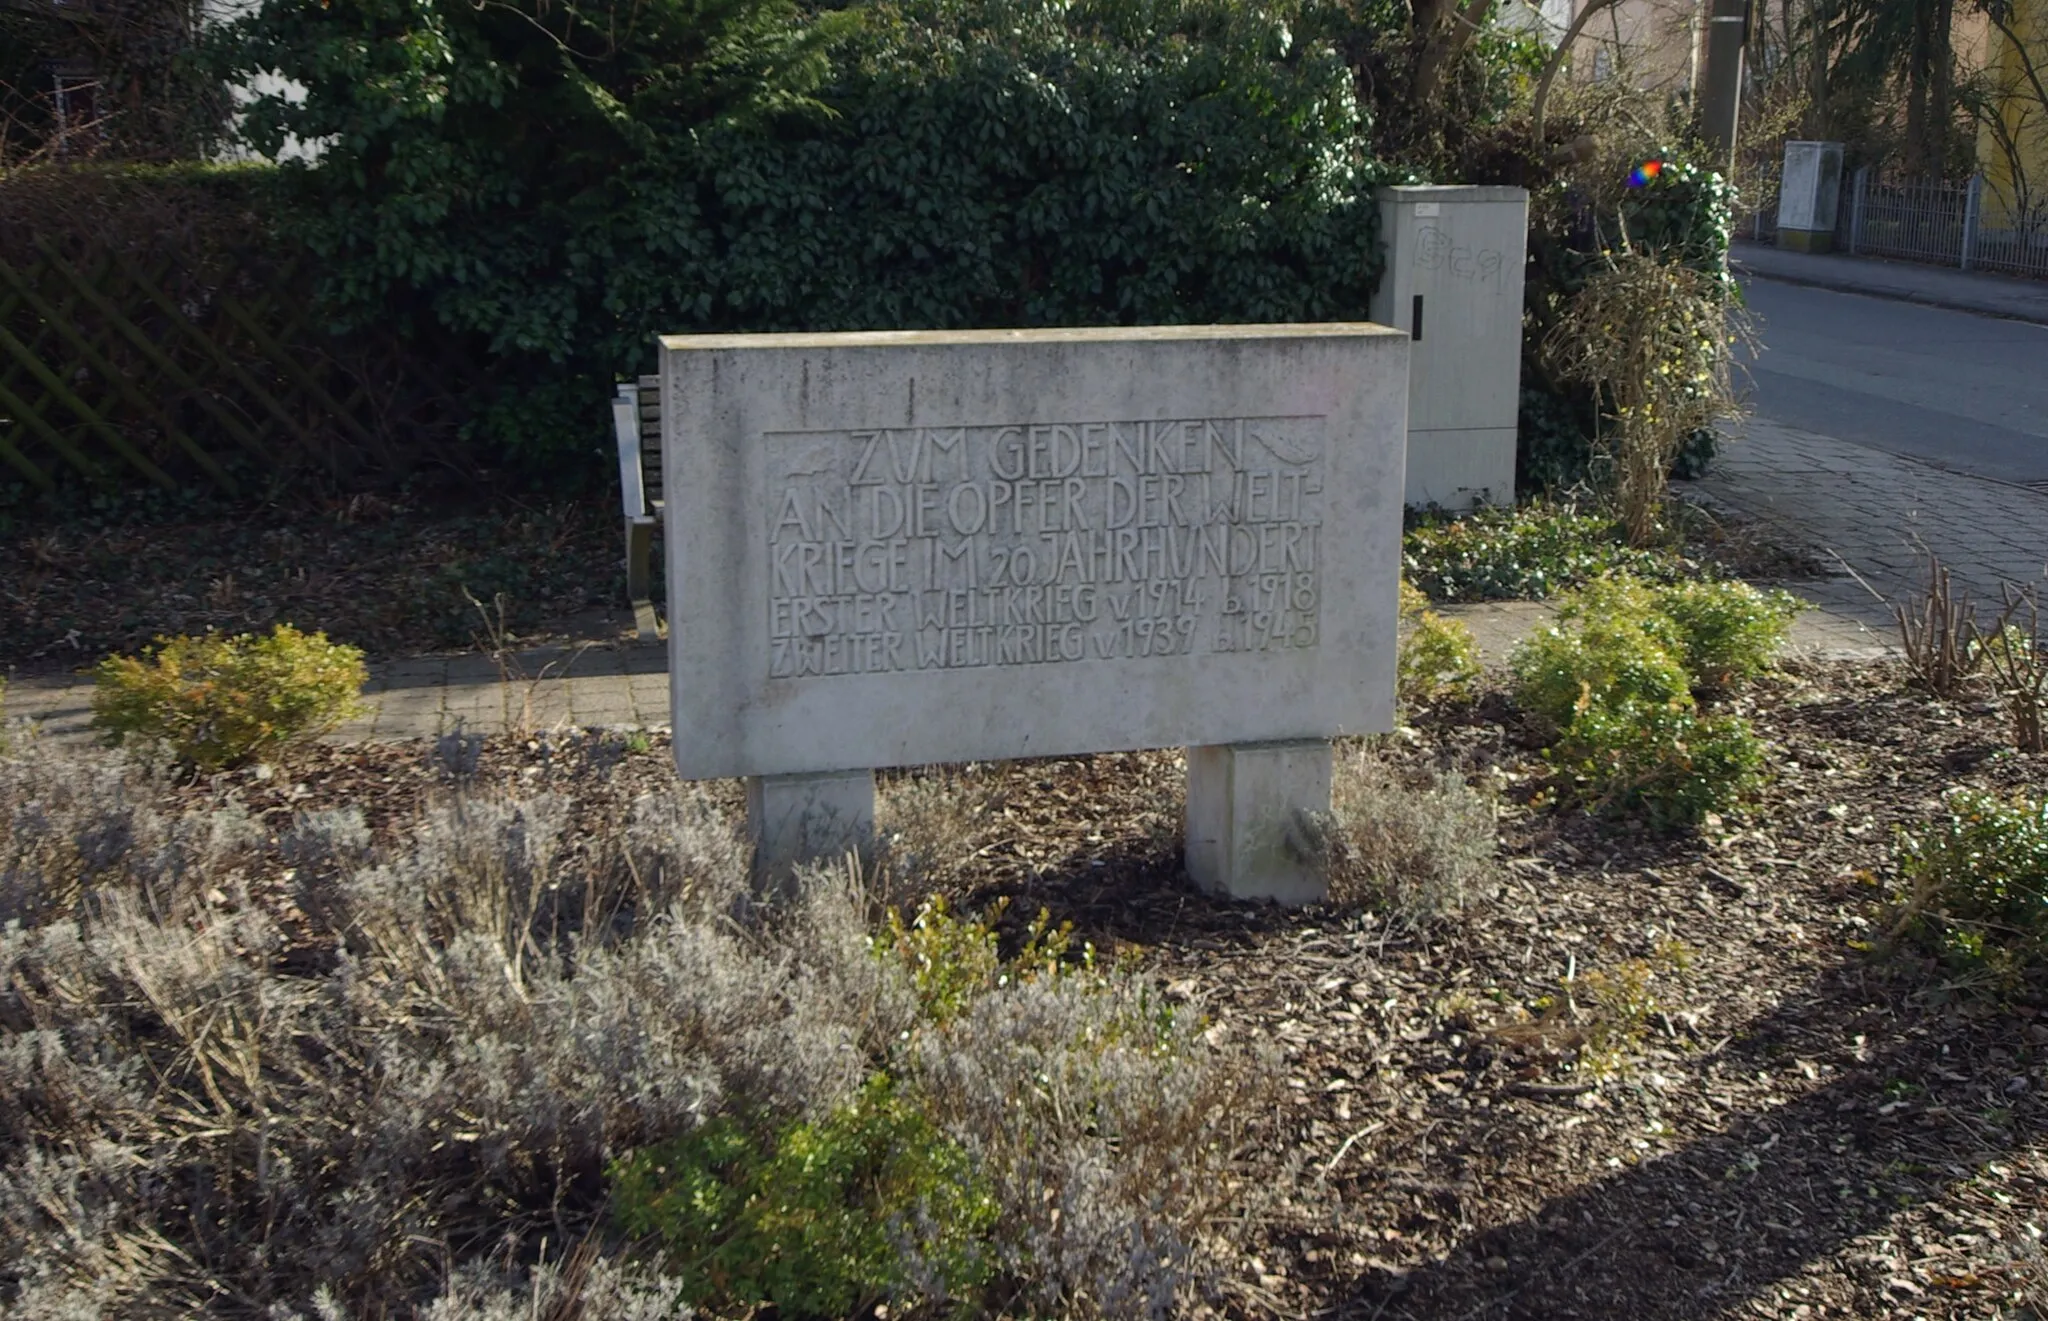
[0, 199, 479, 497]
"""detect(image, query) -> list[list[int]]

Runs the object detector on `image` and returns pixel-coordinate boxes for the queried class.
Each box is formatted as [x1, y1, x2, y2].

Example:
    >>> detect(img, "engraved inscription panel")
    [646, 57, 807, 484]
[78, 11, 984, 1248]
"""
[764, 417, 1326, 680]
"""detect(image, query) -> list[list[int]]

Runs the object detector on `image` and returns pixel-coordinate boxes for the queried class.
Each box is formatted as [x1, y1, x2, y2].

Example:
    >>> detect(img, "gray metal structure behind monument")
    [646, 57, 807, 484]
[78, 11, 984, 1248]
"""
[1369, 185, 1528, 511]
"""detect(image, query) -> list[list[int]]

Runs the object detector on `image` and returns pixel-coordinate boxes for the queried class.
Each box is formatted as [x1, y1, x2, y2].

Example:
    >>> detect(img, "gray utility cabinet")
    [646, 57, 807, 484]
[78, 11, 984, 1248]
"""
[1369, 185, 1529, 511]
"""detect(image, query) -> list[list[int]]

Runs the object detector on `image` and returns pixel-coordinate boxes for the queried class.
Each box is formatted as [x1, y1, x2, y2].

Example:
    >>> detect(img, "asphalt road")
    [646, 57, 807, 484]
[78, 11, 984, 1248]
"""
[1738, 277, 2048, 486]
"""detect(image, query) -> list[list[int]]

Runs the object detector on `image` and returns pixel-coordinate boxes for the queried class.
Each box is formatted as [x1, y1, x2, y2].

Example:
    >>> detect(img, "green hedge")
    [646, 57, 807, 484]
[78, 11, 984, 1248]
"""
[212, 0, 1388, 481]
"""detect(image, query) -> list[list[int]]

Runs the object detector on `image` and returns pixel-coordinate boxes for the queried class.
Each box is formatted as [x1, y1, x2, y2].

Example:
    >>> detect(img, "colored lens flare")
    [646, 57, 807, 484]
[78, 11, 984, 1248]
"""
[1627, 158, 1665, 189]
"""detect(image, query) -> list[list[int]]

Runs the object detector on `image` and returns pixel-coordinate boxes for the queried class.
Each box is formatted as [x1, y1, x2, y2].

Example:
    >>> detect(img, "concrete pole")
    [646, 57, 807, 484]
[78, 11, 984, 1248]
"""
[1697, 0, 1748, 175]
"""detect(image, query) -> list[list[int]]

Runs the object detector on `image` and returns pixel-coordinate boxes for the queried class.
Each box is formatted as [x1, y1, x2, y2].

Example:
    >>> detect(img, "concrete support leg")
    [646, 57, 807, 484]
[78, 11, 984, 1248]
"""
[746, 768, 875, 888]
[1183, 739, 1332, 905]
[624, 517, 659, 641]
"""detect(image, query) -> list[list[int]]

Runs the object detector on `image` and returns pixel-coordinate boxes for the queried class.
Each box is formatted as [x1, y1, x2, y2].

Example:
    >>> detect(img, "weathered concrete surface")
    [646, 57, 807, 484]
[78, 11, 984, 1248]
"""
[658, 324, 1410, 780]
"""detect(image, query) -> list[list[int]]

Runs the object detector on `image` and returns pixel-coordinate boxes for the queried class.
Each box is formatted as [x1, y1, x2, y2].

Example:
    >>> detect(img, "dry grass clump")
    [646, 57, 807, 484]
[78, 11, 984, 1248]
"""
[0, 731, 904, 1317]
[872, 767, 1005, 912]
[912, 972, 1273, 1318]
[1, 732, 1264, 1319]
[1319, 744, 1499, 922]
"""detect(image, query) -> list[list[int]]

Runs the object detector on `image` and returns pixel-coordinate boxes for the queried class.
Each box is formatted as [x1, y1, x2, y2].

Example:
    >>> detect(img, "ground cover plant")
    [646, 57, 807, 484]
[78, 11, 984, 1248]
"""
[1891, 789, 2048, 979]
[3, 648, 2045, 1318]
[1402, 499, 1687, 603]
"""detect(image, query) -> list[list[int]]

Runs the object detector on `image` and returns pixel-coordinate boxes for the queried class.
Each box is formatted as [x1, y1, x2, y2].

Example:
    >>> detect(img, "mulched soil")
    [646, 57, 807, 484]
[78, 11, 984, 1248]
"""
[136, 658, 2047, 1319]
[2, 492, 633, 677]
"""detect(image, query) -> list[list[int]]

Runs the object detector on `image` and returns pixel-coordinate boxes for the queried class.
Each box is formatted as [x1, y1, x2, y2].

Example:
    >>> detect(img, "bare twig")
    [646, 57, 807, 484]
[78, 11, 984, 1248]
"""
[1894, 551, 1981, 697]
[1968, 581, 2046, 753]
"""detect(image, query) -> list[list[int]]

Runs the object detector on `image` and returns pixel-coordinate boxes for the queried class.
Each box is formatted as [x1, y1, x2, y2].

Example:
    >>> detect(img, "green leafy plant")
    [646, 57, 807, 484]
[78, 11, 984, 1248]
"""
[1397, 579, 1482, 707]
[1512, 575, 1766, 826]
[89, 624, 366, 770]
[610, 1075, 997, 1317]
[1565, 940, 1692, 1077]
[1891, 790, 2048, 976]
[212, 0, 1386, 474]
[1402, 500, 1676, 602]
[1510, 593, 1690, 735]
[1547, 699, 1764, 828]
[1649, 577, 1800, 691]
[879, 894, 1088, 1025]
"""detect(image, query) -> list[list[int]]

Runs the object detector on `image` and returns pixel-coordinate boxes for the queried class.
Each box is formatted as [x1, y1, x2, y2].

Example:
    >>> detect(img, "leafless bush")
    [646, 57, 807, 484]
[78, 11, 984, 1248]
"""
[1543, 243, 1750, 546]
[411, 1249, 689, 1321]
[872, 769, 1002, 913]
[1896, 551, 1983, 697]
[1320, 744, 1499, 923]
[1969, 583, 2047, 755]
[909, 972, 1274, 1320]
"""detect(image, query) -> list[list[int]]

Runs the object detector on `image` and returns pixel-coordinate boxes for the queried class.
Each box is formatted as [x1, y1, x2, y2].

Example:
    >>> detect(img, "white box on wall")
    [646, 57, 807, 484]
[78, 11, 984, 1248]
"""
[1369, 185, 1529, 511]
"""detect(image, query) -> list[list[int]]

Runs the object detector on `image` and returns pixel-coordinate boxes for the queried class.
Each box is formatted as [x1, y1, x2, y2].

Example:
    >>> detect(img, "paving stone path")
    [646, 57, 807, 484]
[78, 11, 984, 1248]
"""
[9, 416, 2040, 744]
[1681, 418, 2048, 631]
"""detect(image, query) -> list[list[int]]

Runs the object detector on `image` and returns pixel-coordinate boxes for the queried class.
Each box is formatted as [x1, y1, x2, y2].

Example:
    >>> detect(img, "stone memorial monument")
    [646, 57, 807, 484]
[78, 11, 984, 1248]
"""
[662, 324, 1408, 903]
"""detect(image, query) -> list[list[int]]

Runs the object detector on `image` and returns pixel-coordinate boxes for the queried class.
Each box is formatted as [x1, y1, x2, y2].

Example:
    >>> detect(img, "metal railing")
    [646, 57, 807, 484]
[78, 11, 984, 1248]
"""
[1744, 162, 2048, 281]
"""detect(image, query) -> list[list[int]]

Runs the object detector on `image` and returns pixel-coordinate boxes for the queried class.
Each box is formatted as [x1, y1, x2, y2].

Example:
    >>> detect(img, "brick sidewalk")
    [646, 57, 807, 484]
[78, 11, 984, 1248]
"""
[4, 641, 675, 745]
[1679, 418, 2048, 630]
[18, 417, 2021, 746]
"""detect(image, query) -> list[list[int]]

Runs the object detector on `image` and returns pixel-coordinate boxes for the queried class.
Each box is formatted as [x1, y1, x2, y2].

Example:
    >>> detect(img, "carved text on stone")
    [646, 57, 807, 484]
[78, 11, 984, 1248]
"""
[764, 417, 1326, 678]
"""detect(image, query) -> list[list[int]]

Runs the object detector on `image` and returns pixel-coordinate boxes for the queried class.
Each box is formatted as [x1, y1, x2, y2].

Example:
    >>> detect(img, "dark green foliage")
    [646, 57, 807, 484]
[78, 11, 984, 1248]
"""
[1402, 500, 1677, 603]
[0, 0, 228, 163]
[1894, 791, 2048, 976]
[211, 0, 1385, 480]
[610, 1078, 996, 1316]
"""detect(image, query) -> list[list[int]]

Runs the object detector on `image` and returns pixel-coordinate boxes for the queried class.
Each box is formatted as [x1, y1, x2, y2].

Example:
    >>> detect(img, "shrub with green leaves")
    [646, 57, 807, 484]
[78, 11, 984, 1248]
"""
[1547, 700, 1764, 827]
[1892, 790, 2048, 975]
[1511, 574, 1767, 827]
[89, 624, 366, 770]
[1403, 501, 1676, 603]
[880, 893, 1086, 1024]
[611, 1075, 997, 1318]
[1511, 598, 1690, 736]
[215, 0, 1385, 473]
[1397, 580, 1482, 708]
[1649, 578, 1799, 690]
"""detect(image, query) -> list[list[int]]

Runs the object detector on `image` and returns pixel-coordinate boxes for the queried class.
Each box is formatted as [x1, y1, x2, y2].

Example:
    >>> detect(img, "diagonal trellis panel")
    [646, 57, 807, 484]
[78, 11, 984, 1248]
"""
[0, 230, 477, 496]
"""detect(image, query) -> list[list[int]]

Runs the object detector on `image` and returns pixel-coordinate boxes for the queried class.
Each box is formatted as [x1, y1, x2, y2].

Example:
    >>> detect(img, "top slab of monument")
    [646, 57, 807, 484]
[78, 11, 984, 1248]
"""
[658, 323, 1411, 351]
[662, 323, 1410, 779]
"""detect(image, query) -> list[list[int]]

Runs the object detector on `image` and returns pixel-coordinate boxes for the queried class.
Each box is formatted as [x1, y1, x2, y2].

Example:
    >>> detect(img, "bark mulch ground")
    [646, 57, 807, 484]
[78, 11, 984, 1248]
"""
[2, 492, 630, 678]
[145, 657, 2047, 1319]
